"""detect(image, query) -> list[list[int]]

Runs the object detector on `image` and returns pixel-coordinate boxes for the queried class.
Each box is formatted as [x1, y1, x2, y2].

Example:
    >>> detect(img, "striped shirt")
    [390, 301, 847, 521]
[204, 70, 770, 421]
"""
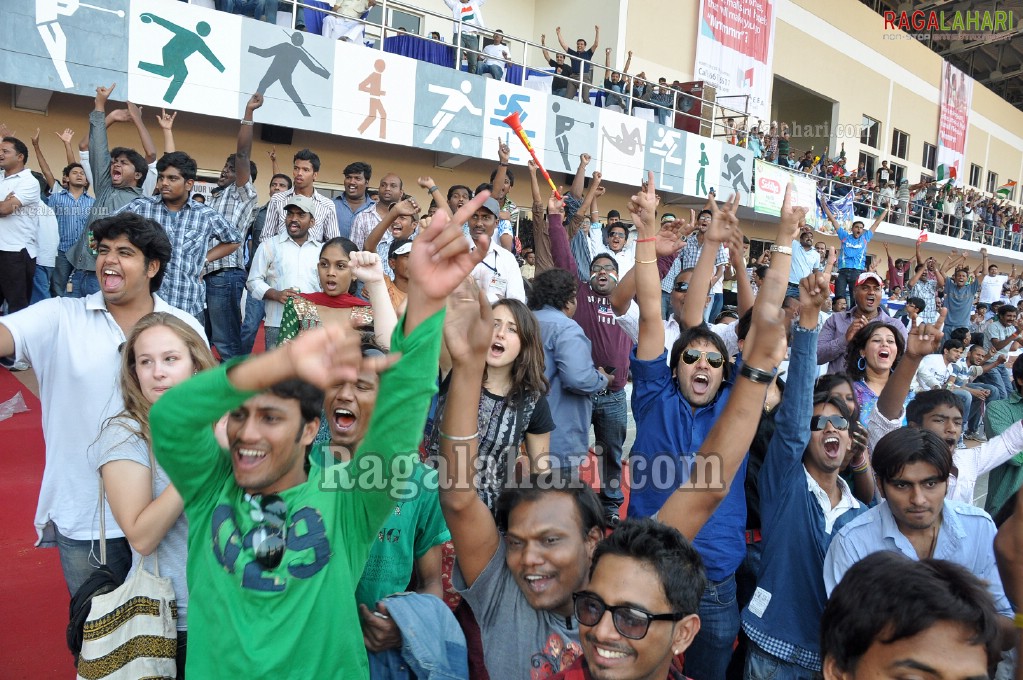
[204, 180, 258, 274]
[47, 186, 95, 251]
[661, 238, 728, 293]
[261, 189, 340, 243]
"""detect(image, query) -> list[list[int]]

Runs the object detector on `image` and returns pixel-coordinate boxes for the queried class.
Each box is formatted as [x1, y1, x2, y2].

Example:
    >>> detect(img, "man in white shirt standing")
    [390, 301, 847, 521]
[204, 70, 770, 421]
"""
[0, 136, 41, 314]
[444, 0, 488, 75]
[980, 262, 1011, 306]
[247, 195, 322, 349]
[469, 196, 525, 303]
[477, 29, 509, 80]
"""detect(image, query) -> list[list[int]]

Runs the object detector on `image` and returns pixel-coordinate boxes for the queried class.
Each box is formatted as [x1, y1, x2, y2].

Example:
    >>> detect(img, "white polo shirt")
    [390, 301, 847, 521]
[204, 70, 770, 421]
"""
[0, 167, 41, 253]
[1, 293, 206, 544]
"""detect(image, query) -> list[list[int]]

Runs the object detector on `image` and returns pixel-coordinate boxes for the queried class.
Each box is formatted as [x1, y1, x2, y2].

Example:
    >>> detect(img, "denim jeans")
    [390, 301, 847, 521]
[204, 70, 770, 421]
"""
[476, 63, 504, 80]
[592, 389, 628, 512]
[745, 639, 819, 680]
[951, 388, 973, 434]
[30, 265, 54, 305]
[459, 33, 480, 73]
[834, 268, 861, 306]
[241, 292, 265, 355]
[53, 250, 74, 296]
[728, 540, 765, 680]
[221, 0, 277, 22]
[69, 269, 99, 298]
[55, 527, 132, 596]
[975, 369, 1009, 402]
[684, 574, 740, 680]
[205, 268, 247, 363]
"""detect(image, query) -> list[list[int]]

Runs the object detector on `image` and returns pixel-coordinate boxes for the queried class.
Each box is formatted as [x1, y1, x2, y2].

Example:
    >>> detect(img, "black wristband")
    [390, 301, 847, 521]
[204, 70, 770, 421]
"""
[739, 363, 777, 384]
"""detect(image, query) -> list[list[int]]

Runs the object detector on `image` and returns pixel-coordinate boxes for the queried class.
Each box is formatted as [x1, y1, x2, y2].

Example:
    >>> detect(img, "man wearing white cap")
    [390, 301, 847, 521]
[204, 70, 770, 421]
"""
[468, 196, 525, 304]
[817, 271, 907, 374]
[247, 194, 322, 348]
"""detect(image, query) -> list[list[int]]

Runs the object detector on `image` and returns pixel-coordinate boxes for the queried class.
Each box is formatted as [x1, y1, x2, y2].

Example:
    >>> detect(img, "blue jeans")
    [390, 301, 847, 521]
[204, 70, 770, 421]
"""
[241, 293, 265, 355]
[685, 574, 740, 680]
[55, 527, 132, 596]
[30, 265, 54, 305]
[745, 639, 819, 680]
[988, 365, 1014, 402]
[592, 389, 628, 512]
[834, 267, 861, 306]
[53, 250, 74, 296]
[476, 63, 504, 80]
[206, 268, 247, 363]
[975, 369, 1009, 402]
[221, 0, 277, 22]
[69, 269, 99, 298]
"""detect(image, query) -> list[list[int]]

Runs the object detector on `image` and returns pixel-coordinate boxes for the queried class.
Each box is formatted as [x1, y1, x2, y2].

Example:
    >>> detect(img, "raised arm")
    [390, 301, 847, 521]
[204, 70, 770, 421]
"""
[235, 94, 261, 187]
[976, 248, 989, 288]
[623, 49, 632, 73]
[566, 169, 601, 240]
[609, 217, 686, 317]
[570, 153, 590, 201]
[365, 198, 417, 253]
[30, 129, 56, 192]
[436, 278, 500, 587]
[348, 251, 398, 351]
[867, 204, 890, 233]
[491, 137, 510, 203]
[591, 25, 600, 52]
[729, 228, 755, 317]
[541, 34, 553, 63]
[267, 146, 280, 177]
[126, 102, 156, 164]
[56, 128, 77, 166]
[630, 171, 666, 361]
[555, 26, 569, 52]
[155, 108, 176, 154]
[418, 175, 450, 219]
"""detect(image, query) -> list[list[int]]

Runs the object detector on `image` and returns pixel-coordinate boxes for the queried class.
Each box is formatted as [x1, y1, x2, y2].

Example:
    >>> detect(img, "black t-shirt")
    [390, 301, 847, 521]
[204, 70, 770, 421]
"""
[548, 59, 572, 91]
[566, 48, 595, 74]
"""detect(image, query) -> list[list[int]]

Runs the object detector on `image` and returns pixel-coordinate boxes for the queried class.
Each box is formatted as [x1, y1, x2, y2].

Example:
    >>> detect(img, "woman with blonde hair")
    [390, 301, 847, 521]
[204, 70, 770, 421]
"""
[91, 312, 217, 677]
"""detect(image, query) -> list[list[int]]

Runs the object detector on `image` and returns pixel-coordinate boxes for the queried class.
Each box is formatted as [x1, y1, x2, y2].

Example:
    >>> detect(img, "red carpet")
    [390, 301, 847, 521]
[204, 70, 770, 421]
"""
[0, 369, 76, 678]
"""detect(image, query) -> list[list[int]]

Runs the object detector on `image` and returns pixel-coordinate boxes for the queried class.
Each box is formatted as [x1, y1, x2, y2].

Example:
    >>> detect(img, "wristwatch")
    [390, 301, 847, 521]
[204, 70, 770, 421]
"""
[770, 244, 793, 255]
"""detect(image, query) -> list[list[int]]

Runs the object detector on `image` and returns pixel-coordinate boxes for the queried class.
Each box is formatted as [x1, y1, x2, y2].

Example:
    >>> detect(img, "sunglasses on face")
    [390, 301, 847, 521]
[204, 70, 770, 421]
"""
[573, 592, 686, 640]
[810, 415, 849, 431]
[246, 493, 288, 570]
[681, 349, 725, 368]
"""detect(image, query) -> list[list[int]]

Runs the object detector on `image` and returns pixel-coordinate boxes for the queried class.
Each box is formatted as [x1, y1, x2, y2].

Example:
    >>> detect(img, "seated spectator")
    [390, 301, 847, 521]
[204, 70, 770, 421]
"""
[323, 0, 374, 43]
[602, 48, 632, 112]
[984, 358, 1023, 519]
[477, 30, 509, 80]
[540, 36, 572, 98]
[824, 427, 1015, 648]
[222, 0, 277, 24]
[821, 552, 1002, 680]
[911, 339, 983, 439]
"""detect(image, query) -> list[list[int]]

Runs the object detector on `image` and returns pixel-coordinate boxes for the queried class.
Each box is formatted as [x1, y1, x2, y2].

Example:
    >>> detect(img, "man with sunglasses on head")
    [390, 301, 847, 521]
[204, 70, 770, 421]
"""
[549, 518, 705, 680]
[148, 194, 492, 679]
[534, 172, 639, 525]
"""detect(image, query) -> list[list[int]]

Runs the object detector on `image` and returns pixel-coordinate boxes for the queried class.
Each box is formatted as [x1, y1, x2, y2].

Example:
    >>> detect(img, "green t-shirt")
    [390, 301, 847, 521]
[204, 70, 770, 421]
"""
[151, 311, 444, 679]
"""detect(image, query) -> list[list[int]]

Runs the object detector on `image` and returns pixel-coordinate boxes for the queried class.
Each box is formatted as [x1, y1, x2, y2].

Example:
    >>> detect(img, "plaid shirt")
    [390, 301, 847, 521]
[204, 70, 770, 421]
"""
[204, 180, 258, 274]
[47, 186, 95, 251]
[117, 196, 239, 318]
[743, 624, 822, 672]
[661, 237, 727, 293]
[262, 189, 340, 243]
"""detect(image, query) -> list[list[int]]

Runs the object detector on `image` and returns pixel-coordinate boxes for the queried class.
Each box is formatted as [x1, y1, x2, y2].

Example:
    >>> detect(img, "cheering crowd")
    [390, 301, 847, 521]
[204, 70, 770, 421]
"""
[5, 78, 1023, 680]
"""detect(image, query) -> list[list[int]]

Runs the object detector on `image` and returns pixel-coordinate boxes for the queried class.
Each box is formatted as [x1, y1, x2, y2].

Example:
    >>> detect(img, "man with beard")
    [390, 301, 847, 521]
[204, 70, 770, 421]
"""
[661, 208, 727, 322]
[334, 161, 375, 239]
[468, 196, 525, 303]
[786, 224, 822, 298]
[349, 171, 404, 250]
[203, 94, 262, 362]
[534, 175, 637, 525]
[824, 427, 1015, 649]
[817, 272, 907, 374]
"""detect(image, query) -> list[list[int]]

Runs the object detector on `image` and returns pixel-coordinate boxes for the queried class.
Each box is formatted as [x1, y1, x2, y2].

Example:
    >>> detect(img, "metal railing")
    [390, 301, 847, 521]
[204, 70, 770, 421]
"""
[189, 0, 751, 142]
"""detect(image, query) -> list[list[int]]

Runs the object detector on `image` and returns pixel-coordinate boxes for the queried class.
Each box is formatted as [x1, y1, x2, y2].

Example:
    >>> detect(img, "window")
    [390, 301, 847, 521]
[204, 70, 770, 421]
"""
[890, 129, 909, 159]
[365, 5, 424, 44]
[922, 143, 936, 172]
[920, 173, 933, 184]
[858, 152, 877, 181]
[987, 171, 998, 194]
[970, 164, 982, 188]
[748, 238, 772, 264]
[890, 162, 906, 185]
[860, 115, 880, 148]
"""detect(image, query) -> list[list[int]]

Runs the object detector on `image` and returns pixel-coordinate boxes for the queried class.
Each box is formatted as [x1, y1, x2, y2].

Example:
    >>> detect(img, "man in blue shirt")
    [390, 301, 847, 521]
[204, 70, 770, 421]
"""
[822, 203, 888, 305]
[944, 250, 987, 342]
[47, 162, 94, 296]
[824, 427, 1016, 647]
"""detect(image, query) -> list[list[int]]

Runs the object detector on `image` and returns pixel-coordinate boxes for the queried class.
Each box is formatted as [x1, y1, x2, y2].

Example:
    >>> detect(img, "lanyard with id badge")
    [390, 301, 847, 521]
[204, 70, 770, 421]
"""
[482, 252, 507, 298]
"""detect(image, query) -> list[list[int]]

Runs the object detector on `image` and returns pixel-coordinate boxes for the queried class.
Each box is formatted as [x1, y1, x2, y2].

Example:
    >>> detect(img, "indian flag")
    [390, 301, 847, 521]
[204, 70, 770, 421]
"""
[936, 163, 957, 181]
[996, 180, 1018, 198]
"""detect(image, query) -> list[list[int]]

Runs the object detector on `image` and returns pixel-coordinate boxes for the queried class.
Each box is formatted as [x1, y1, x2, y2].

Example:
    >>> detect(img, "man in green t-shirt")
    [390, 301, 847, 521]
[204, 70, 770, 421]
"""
[151, 192, 492, 679]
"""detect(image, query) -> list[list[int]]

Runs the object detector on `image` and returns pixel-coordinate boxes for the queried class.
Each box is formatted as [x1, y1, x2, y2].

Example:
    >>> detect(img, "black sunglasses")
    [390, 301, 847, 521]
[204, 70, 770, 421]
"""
[810, 415, 849, 431]
[246, 493, 287, 570]
[672, 282, 689, 293]
[573, 592, 687, 640]
[681, 349, 725, 368]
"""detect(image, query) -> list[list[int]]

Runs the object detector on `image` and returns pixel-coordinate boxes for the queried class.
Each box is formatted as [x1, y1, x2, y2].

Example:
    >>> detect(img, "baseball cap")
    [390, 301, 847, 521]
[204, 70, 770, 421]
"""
[389, 238, 412, 258]
[855, 272, 884, 287]
[660, 213, 677, 224]
[284, 194, 316, 214]
[480, 197, 501, 218]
